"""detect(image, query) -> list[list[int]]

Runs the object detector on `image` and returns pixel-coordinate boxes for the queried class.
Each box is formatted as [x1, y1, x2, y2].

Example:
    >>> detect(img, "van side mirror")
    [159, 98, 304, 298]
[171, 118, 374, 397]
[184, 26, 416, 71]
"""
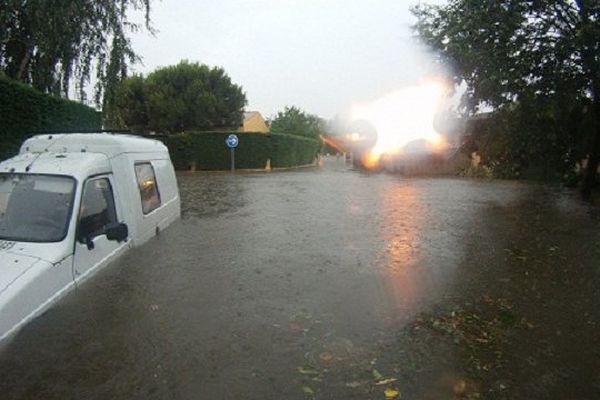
[84, 235, 95, 250]
[105, 222, 128, 243]
[77, 230, 95, 250]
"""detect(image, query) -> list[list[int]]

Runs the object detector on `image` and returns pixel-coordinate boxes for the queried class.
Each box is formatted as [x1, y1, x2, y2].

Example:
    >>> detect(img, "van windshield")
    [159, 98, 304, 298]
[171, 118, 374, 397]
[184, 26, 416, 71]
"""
[0, 174, 76, 243]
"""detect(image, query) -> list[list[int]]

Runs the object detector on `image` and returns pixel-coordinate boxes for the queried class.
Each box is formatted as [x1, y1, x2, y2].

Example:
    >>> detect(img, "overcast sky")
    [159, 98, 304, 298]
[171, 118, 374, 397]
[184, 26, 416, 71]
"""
[129, 0, 445, 119]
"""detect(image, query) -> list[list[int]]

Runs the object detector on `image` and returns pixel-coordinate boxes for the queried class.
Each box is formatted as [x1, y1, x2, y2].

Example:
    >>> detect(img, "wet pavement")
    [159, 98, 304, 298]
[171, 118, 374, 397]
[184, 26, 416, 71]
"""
[1, 157, 599, 399]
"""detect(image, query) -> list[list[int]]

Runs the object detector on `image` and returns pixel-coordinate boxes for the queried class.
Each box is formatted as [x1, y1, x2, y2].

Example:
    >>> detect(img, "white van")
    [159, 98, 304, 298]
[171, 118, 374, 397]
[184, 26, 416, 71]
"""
[0, 133, 180, 342]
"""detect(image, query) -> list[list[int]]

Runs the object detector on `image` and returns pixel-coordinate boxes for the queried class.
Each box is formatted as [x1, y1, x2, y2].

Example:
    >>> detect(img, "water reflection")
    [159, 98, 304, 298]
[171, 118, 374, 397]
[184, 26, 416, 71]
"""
[177, 172, 247, 218]
[375, 180, 490, 319]
[378, 184, 424, 316]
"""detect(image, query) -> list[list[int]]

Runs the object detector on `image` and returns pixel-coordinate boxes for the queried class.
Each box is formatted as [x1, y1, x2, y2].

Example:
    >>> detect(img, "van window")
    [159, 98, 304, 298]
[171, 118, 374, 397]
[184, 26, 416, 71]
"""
[135, 163, 161, 214]
[78, 178, 118, 241]
[0, 174, 75, 243]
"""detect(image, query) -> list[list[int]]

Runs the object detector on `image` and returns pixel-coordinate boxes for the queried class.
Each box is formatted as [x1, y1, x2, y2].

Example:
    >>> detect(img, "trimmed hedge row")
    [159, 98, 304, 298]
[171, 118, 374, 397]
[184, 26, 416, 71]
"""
[161, 131, 321, 170]
[0, 76, 101, 160]
[270, 132, 321, 168]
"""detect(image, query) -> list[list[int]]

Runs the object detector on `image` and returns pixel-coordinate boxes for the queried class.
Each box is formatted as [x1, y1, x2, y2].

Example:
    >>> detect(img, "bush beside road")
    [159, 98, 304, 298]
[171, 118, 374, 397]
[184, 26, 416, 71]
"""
[161, 131, 321, 171]
[0, 76, 101, 160]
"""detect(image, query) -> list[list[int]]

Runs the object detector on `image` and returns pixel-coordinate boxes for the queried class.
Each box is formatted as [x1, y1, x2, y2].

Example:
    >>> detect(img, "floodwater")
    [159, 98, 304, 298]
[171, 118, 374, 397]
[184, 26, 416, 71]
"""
[1, 157, 599, 399]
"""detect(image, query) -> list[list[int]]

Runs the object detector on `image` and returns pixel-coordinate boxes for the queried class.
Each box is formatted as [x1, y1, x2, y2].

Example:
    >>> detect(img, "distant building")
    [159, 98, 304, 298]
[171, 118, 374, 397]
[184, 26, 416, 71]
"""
[239, 111, 269, 133]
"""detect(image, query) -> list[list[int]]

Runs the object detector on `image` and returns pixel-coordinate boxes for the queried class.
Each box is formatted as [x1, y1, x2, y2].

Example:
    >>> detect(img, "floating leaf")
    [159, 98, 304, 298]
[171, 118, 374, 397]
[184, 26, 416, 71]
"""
[384, 387, 400, 399]
[345, 381, 362, 388]
[376, 378, 397, 386]
[372, 369, 384, 380]
[297, 366, 320, 376]
[453, 379, 467, 395]
[302, 385, 314, 396]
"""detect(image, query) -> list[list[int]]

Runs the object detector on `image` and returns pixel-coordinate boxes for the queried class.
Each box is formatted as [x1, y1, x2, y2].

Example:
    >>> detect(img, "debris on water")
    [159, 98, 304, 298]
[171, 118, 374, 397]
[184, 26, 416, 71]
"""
[384, 387, 400, 399]
[319, 351, 333, 362]
[372, 369, 384, 380]
[401, 294, 537, 380]
[289, 323, 305, 333]
[302, 385, 315, 398]
[297, 366, 320, 376]
[453, 379, 467, 395]
[375, 378, 398, 386]
[345, 381, 363, 388]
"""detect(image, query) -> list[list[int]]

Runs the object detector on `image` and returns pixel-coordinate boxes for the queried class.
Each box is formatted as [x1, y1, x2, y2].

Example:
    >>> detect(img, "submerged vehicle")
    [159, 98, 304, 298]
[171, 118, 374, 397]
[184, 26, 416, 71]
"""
[0, 133, 180, 342]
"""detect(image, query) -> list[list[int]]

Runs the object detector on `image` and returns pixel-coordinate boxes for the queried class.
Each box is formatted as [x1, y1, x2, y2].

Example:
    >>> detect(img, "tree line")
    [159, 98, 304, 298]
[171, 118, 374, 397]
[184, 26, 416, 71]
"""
[0, 2, 323, 138]
[104, 61, 247, 133]
[105, 61, 323, 137]
[0, 0, 152, 105]
[412, 0, 600, 195]
[6, 0, 595, 191]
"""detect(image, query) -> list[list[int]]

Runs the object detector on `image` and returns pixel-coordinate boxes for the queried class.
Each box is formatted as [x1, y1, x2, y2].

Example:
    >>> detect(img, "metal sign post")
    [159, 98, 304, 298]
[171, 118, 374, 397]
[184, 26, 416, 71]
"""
[225, 134, 239, 172]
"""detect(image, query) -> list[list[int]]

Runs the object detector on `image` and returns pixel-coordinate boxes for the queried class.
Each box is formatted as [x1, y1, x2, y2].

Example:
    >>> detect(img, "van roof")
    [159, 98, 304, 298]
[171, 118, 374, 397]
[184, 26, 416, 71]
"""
[20, 133, 167, 158]
[0, 152, 110, 178]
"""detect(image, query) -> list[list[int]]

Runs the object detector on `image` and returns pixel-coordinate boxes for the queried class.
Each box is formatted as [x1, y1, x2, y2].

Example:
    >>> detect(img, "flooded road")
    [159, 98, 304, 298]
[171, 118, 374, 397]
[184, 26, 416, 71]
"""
[1, 158, 599, 399]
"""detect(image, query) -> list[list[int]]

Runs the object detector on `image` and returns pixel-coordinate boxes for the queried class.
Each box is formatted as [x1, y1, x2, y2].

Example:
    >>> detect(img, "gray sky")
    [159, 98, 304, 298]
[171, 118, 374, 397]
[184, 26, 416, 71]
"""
[130, 0, 445, 119]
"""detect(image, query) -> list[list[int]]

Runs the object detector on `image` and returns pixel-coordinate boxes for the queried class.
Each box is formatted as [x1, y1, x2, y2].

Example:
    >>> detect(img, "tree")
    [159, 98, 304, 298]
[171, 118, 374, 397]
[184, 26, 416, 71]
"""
[105, 75, 148, 131]
[412, 0, 600, 194]
[106, 61, 247, 133]
[270, 106, 324, 139]
[0, 0, 152, 104]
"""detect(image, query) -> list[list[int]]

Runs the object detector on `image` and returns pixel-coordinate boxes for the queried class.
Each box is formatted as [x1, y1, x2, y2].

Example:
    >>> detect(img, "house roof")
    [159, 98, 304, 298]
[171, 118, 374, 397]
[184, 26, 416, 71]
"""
[243, 111, 262, 121]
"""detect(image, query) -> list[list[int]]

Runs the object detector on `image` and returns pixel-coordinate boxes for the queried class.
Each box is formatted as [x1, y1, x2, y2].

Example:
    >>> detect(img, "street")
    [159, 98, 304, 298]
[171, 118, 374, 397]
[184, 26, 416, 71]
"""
[1, 157, 599, 399]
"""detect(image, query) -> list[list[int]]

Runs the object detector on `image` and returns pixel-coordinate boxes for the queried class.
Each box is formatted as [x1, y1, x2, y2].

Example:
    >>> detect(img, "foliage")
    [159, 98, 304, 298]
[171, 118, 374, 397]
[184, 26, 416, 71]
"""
[0, 75, 101, 160]
[412, 1, 598, 111]
[162, 131, 320, 170]
[0, 0, 152, 104]
[460, 164, 493, 179]
[104, 75, 148, 131]
[412, 0, 600, 191]
[461, 102, 590, 180]
[106, 61, 247, 133]
[270, 132, 322, 168]
[269, 106, 325, 139]
[163, 132, 269, 170]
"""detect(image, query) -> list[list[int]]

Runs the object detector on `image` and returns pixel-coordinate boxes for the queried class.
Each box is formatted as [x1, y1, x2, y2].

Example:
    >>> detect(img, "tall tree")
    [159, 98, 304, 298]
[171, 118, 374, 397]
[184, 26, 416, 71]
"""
[412, 0, 600, 194]
[106, 61, 247, 133]
[0, 0, 152, 104]
[270, 106, 324, 139]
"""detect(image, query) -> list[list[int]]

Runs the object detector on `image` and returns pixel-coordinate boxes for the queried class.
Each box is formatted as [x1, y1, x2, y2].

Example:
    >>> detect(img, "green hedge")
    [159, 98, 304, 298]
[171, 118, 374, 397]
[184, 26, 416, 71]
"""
[270, 132, 321, 168]
[161, 131, 321, 170]
[0, 76, 101, 160]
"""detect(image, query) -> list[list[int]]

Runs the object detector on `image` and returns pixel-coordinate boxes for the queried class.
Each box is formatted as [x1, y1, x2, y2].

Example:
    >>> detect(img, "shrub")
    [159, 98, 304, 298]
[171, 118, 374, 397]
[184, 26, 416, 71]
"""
[270, 133, 321, 168]
[160, 131, 320, 170]
[0, 76, 101, 160]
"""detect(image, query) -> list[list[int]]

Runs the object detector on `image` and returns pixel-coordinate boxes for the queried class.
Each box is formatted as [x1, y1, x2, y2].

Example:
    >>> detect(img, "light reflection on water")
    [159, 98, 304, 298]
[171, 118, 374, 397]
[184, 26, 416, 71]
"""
[379, 184, 425, 315]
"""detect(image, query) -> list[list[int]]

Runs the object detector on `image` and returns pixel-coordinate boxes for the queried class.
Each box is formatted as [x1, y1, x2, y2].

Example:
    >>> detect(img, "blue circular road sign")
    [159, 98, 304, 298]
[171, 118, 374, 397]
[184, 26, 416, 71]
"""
[226, 134, 239, 148]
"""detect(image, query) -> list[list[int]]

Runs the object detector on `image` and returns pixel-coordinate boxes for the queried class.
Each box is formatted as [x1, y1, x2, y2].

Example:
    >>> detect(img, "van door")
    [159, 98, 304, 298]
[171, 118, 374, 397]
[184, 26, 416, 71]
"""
[73, 175, 128, 283]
